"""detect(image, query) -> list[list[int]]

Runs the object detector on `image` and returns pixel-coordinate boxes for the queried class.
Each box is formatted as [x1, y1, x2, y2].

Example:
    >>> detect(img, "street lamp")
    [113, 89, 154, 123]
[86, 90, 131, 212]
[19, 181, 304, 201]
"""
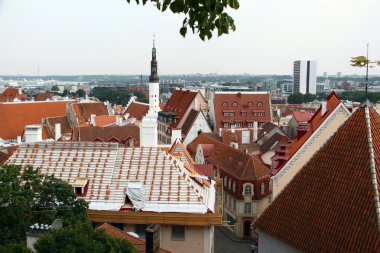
[350, 43, 380, 98]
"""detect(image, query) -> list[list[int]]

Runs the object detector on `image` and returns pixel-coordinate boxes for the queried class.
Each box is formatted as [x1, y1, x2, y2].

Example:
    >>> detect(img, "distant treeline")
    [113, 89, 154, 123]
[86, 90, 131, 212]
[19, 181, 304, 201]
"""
[287, 91, 380, 104]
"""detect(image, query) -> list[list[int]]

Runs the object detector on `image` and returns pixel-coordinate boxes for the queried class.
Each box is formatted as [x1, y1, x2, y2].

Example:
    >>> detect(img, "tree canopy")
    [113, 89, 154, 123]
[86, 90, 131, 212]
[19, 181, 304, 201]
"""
[34, 222, 136, 253]
[126, 0, 240, 40]
[0, 165, 87, 247]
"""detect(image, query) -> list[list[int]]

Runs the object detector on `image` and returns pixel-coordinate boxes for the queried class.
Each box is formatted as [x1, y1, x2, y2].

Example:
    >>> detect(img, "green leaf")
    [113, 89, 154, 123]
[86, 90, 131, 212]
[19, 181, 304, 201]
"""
[180, 27, 187, 37]
[162, 0, 171, 11]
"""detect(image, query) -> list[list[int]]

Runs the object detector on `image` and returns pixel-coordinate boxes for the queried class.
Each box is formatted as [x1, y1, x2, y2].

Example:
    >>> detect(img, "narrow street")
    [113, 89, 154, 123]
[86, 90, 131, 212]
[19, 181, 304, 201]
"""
[214, 226, 256, 253]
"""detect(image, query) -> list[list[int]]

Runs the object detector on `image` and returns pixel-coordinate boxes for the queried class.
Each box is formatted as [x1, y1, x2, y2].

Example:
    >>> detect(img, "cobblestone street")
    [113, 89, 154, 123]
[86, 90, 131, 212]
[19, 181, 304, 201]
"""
[214, 226, 256, 253]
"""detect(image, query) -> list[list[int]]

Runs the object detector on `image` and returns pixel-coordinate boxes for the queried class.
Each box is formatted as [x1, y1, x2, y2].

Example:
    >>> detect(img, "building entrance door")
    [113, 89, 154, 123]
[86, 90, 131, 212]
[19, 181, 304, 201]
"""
[243, 220, 251, 237]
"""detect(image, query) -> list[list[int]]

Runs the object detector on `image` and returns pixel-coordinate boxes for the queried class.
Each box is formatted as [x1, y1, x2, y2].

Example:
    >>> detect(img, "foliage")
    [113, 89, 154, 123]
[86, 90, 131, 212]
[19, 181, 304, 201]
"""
[287, 93, 320, 104]
[92, 90, 148, 105]
[51, 85, 60, 92]
[34, 222, 136, 253]
[0, 165, 88, 247]
[75, 89, 86, 98]
[126, 0, 240, 40]
[0, 243, 33, 253]
[338, 91, 380, 103]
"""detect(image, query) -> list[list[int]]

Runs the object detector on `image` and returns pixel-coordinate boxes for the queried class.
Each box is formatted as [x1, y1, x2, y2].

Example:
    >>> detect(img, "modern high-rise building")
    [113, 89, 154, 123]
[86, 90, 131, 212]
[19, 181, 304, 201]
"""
[293, 60, 317, 94]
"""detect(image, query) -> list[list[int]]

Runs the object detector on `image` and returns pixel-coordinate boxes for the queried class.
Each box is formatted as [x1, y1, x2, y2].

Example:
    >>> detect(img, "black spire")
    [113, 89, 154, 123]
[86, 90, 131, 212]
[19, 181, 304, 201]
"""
[149, 37, 159, 83]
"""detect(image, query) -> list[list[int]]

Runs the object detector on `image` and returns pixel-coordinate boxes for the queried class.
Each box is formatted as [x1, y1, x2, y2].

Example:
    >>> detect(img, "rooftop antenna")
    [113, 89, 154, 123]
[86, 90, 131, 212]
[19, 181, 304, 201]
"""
[37, 65, 40, 78]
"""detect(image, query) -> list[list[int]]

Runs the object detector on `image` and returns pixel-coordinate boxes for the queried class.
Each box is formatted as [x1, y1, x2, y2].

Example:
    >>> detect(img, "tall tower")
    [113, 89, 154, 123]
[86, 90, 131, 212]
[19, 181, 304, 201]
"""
[293, 60, 317, 94]
[148, 37, 160, 116]
[141, 37, 160, 147]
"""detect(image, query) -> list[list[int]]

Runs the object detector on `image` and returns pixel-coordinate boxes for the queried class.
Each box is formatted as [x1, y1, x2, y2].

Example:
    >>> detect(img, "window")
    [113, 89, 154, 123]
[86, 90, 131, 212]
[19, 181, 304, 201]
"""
[248, 102, 253, 107]
[171, 225, 185, 240]
[223, 102, 228, 107]
[241, 112, 247, 117]
[223, 112, 235, 117]
[244, 203, 251, 214]
[244, 185, 252, 195]
[228, 179, 232, 190]
[247, 122, 253, 127]
[261, 183, 265, 194]
[224, 123, 229, 128]
[232, 182, 236, 192]
[135, 224, 147, 238]
[232, 102, 238, 107]
[257, 102, 263, 107]
[235, 123, 243, 128]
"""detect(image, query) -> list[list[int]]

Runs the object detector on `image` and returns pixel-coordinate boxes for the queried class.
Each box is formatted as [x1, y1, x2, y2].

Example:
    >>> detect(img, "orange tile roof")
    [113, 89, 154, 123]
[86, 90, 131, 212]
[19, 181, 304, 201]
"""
[71, 125, 140, 143]
[72, 102, 109, 124]
[255, 104, 380, 252]
[45, 115, 71, 138]
[0, 88, 27, 102]
[0, 101, 70, 140]
[292, 110, 313, 122]
[94, 115, 117, 126]
[97, 223, 171, 253]
[162, 89, 198, 128]
[188, 133, 270, 181]
[125, 102, 149, 121]
[213, 92, 271, 131]
[272, 92, 343, 174]
[35, 92, 53, 101]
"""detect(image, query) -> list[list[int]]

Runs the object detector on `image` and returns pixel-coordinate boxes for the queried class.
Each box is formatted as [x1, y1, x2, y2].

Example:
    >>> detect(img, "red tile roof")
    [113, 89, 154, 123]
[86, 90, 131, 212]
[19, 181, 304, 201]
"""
[0, 101, 70, 140]
[45, 115, 71, 138]
[125, 102, 149, 121]
[213, 92, 271, 131]
[71, 125, 140, 144]
[292, 110, 313, 122]
[35, 92, 53, 101]
[97, 223, 171, 253]
[72, 102, 109, 124]
[188, 133, 270, 181]
[0, 88, 27, 102]
[94, 115, 117, 126]
[193, 164, 214, 179]
[255, 104, 380, 253]
[272, 92, 343, 174]
[162, 89, 198, 128]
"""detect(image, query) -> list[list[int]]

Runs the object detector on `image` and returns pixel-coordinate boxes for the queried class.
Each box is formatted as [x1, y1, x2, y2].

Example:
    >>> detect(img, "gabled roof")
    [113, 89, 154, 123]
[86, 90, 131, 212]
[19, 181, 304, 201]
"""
[72, 102, 109, 124]
[213, 91, 271, 131]
[181, 109, 200, 136]
[272, 92, 345, 174]
[0, 88, 27, 102]
[45, 115, 71, 138]
[292, 110, 313, 122]
[35, 92, 53, 101]
[188, 133, 270, 181]
[0, 101, 71, 140]
[259, 133, 288, 154]
[125, 101, 149, 121]
[6, 141, 215, 213]
[97, 223, 171, 253]
[71, 125, 140, 143]
[162, 89, 198, 128]
[255, 104, 380, 252]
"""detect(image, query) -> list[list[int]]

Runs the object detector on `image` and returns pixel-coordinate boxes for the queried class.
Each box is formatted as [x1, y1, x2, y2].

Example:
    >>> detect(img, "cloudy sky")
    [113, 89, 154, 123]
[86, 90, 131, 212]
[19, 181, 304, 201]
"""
[0, 0, 379, 76]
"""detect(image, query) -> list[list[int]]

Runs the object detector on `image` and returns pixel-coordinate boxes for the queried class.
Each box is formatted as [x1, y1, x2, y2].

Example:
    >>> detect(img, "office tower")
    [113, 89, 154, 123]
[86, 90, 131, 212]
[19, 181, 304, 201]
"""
[293, 60, 317, 94]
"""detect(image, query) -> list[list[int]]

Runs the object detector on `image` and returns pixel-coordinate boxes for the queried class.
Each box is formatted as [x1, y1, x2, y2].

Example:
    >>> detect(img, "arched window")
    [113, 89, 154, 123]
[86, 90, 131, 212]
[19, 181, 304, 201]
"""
[261, 182, 265, 194]
[257, 102, 263, 107]
[223, 102, 228, 107]
[232, 102, 238, 107]
[244, 185, 252, 195]
[228, 179, 232, 190]
[232, 182, 236, 192]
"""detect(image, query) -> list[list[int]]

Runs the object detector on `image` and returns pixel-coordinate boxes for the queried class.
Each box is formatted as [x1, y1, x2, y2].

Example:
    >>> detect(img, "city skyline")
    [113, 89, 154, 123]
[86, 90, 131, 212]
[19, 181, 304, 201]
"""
[0, 0, 379, 76]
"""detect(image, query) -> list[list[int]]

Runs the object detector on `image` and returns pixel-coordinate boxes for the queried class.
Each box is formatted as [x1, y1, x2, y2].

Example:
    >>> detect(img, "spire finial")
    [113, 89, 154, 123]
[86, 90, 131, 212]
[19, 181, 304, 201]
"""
[153, 34, 155, 48]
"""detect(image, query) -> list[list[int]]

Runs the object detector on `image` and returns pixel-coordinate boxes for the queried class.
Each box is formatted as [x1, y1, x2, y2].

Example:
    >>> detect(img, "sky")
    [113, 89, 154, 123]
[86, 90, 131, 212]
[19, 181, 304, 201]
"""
[0, 0, 379, 76]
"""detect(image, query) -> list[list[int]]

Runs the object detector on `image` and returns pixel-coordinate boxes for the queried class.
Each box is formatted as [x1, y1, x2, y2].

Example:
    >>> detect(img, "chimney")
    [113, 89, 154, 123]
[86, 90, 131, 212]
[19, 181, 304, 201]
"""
[90, 114, 96, 126]
[116, 116, 123, 126]
[253, 121, 258, 142]
[277, 109, 281, 118]
[321, 101, 327, 116]
[171, 128, 182, 145]
[18, 88, 22, 95]
[24, 125, 43, 143]
[17, 136, 22, 144]
[55, 123, 61, 141]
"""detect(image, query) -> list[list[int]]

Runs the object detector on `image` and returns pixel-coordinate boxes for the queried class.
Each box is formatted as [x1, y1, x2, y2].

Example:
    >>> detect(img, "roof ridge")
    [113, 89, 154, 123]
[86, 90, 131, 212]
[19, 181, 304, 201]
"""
[365, 106, 380, 230]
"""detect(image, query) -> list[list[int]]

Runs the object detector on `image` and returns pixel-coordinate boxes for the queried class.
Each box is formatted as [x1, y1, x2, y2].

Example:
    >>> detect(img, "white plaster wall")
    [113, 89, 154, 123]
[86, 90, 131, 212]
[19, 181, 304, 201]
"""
[183, 113, 212, 146]
[258, 231, 301, 253]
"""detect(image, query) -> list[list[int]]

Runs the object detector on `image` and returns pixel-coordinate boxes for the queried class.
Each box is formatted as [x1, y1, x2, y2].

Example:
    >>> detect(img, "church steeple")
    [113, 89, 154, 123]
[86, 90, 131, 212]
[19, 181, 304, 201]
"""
[149, 36, 159, 83]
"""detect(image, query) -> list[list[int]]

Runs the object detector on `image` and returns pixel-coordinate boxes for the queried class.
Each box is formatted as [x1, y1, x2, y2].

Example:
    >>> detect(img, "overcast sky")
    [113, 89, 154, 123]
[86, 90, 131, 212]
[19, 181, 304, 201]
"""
[0, 0, 379, 76]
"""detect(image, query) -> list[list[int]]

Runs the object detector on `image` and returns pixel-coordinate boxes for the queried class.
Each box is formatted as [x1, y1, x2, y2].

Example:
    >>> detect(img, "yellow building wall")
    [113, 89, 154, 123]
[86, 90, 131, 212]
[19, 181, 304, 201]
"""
[272, 108, 349, 198]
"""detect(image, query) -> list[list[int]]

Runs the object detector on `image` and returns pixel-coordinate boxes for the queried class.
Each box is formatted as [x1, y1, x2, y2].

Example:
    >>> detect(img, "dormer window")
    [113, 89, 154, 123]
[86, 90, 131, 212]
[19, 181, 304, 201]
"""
[232, 102, 238, 107]
[244, 185, 252, 195]
[248, 102, 253, 107]
[242, 112, 247, 117]
[223, 102, 228, 107]
[257, 102, 263, 107]
[72, 178, 88, 195]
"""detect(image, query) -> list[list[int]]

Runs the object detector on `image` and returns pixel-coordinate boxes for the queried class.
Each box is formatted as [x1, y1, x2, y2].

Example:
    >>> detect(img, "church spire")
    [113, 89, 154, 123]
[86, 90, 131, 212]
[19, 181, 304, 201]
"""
[149, 35, 159, 83]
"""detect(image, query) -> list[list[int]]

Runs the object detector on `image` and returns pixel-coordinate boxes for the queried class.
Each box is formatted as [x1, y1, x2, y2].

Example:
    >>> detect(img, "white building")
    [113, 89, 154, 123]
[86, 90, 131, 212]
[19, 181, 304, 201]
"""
[293, 60, 317, 94]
